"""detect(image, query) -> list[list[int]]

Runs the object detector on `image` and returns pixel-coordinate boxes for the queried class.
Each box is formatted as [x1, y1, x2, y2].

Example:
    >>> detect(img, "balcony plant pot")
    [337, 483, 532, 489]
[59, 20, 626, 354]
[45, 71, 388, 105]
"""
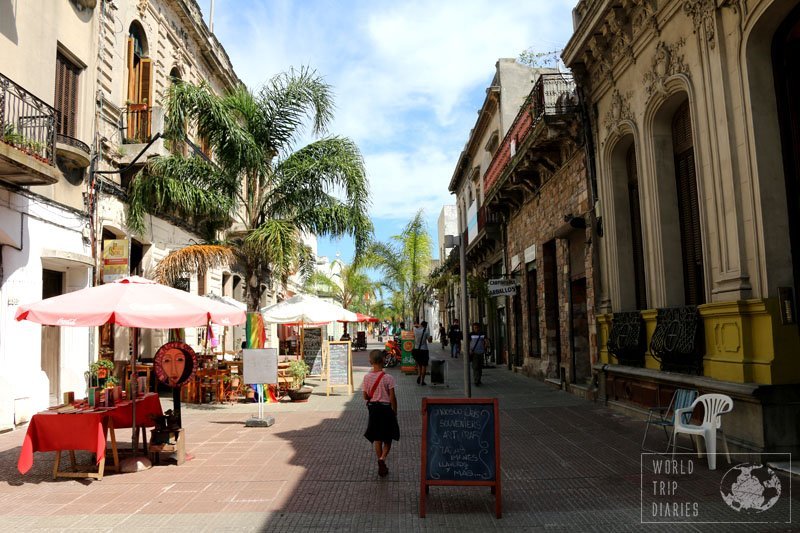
[287, 386, 312, 402]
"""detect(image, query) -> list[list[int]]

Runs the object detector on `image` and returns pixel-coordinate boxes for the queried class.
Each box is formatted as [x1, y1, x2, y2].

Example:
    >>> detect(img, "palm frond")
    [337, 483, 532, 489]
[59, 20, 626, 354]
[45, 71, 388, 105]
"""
[154, 244, 237, 285]
[127, 156, 235, 236]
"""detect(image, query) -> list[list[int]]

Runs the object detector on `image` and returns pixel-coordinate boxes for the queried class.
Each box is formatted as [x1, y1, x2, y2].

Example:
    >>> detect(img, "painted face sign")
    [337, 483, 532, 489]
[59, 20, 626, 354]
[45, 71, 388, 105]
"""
[154, 342, 197, 388]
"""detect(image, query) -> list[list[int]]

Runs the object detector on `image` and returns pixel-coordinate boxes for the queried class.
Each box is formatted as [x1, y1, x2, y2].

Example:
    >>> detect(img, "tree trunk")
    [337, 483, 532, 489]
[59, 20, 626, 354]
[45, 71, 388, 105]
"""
[245, 263, 260, 313]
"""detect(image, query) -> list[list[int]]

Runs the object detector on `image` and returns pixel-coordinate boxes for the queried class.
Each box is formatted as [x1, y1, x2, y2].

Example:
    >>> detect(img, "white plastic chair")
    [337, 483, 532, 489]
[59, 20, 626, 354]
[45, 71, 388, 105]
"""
[672, 393, 733, 470]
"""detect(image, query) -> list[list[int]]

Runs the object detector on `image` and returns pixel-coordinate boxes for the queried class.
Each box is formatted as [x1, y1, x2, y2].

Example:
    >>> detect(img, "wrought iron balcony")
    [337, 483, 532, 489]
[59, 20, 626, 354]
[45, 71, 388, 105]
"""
[0, 72, 59, 185]
[56, 133, 90, 155]
[123, 105, 153, 144]
[484, 73, 578, 195]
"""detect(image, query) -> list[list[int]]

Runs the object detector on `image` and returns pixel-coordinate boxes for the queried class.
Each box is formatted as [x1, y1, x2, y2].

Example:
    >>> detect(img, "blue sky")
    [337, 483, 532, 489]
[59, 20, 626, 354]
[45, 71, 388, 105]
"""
[196, 0, 576, 262]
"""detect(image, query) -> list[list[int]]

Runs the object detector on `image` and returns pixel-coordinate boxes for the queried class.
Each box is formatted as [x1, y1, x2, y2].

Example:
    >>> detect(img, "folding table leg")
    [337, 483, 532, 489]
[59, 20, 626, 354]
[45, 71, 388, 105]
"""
[53, 451, 61, 480]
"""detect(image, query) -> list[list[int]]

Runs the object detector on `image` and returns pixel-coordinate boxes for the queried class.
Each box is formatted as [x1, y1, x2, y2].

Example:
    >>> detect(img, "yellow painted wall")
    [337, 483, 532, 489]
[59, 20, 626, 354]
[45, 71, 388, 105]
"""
[598, 298, 800, 385]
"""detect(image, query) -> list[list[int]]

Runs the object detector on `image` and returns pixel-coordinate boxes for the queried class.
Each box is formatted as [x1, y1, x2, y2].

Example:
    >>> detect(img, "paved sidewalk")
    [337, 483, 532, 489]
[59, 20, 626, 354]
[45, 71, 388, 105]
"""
[0, 341, 795, 532]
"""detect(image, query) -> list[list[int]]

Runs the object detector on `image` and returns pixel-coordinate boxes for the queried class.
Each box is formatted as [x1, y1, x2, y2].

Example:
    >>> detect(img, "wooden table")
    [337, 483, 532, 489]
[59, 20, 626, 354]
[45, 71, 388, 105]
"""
[17, 394, 163, 479]
[17, 409, 119, 480]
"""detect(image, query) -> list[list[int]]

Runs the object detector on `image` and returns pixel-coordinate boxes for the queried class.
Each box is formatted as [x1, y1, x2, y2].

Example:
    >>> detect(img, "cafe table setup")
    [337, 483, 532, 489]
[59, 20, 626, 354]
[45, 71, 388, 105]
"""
[14, 276, 246, 475]
[16, 393, 163, 480]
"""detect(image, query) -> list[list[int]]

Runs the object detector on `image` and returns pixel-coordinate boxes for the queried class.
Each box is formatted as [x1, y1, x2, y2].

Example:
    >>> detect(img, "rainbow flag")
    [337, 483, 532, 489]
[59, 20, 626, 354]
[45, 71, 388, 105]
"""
[245, 312, 266, 349]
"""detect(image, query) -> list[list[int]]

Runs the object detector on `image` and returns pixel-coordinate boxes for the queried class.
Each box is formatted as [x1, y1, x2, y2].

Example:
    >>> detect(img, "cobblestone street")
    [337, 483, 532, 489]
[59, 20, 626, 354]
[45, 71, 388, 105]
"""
[0, 342, 795, 532]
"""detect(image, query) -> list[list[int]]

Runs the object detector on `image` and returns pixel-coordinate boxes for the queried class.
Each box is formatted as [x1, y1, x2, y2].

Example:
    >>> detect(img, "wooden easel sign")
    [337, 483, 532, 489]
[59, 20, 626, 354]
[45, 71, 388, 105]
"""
[419, 398, 501, 518]
[325, 341, 353, 395]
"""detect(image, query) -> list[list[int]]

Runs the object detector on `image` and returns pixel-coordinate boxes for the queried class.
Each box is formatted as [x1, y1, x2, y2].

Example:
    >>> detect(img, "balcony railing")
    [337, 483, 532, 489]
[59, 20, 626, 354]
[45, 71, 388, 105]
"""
[484, 73, 578, 194]
[0, 72, 56, 166]
[123, 105, 153, 144]
[56, 132, 90, 155]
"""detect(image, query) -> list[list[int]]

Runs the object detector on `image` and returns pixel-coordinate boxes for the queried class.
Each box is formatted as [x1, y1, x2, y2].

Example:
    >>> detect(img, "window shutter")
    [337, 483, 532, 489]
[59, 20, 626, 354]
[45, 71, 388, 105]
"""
[139, 58, 152, 137]
[54, 52, 79, 138]
[126, 37, 136, 102]
[626, 145, 647, 310]
[672, 101, 705, 305]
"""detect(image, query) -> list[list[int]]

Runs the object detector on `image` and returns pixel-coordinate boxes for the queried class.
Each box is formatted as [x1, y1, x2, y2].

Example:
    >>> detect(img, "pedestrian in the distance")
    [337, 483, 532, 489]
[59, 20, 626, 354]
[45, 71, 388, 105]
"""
[363, 349, 399, 477]
[438, 323, 447, 349]
[413, 321, 430, 385]
[469, 322, 489, 386]
[447, 319, 462, 358]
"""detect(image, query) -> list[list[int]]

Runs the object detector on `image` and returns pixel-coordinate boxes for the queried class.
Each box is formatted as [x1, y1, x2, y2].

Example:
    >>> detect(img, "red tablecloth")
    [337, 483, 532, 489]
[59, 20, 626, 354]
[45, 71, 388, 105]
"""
[17, 410, 109, 474]
[17, 394, 163, 475]
[109, 393, 163, 429]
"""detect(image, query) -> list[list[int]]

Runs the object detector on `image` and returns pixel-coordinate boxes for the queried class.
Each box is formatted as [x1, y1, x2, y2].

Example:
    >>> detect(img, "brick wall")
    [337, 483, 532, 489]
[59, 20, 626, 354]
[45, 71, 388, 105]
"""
[505, 149, 598, 383]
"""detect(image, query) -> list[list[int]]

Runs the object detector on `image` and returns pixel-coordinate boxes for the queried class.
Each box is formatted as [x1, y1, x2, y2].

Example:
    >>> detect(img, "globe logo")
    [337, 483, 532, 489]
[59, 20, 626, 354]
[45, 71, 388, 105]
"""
[719, 463, 781, 513]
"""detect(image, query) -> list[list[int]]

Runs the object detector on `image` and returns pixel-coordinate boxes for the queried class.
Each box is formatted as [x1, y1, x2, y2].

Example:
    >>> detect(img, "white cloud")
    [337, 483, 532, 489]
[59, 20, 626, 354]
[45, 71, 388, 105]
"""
[365, 147, 456, 221]
[198, 0, 576, 223]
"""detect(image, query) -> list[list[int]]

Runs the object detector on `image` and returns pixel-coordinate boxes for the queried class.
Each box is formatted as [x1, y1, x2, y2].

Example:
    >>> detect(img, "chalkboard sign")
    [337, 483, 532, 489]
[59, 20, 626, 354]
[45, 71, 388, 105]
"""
[326, 341, 353, 395]
[420, 398, 501, 518]
[303, 327, 323, 376]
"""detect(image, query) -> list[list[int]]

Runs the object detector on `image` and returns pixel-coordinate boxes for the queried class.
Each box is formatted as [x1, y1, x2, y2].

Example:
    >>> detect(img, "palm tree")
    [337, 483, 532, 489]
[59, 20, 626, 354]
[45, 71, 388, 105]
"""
[127, 67, 372, 311]
[366, 209, 432, 322]
[303, 260, 381, 313]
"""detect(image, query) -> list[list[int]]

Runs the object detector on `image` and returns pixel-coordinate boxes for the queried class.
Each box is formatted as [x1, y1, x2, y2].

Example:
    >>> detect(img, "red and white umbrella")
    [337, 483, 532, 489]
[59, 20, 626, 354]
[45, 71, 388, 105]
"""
[15, 276, 246, 471]
[337, 312, 379, 323]
[16, 276, 245, 327]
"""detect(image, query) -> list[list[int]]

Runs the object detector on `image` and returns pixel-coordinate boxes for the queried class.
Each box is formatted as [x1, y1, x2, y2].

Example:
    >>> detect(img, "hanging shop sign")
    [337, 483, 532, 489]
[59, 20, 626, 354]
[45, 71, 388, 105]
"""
[102, 239, 129, 283]
[487, 278, 517, 297]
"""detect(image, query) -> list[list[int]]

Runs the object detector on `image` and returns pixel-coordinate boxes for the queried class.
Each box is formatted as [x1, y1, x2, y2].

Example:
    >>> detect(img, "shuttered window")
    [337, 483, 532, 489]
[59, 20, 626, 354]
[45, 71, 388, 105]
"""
[672, 101, 705, 305]
[627, 145, 648, 310]
[55, 52, 80, 137]
[126, 29, 152, 141]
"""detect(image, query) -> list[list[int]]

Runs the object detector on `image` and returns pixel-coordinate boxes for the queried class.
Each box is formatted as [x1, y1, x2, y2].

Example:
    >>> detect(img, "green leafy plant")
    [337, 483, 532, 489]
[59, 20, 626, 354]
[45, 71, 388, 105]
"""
[90, 359, 115, 376]
[2, 124, 24, 146]
[287, 359, 309, 389]
[105, 375, 120, 388]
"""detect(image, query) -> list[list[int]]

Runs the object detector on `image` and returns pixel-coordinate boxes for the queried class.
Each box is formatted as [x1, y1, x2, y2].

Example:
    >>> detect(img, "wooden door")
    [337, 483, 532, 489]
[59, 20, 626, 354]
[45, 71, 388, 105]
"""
[41, 269, 64, 406]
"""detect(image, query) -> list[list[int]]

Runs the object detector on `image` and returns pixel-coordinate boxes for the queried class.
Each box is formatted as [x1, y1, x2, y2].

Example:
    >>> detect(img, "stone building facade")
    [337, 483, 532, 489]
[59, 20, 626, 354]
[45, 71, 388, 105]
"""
[448, 59, 555, 367]
[479, 71, 599, 389]
[564, 0, 800, 453]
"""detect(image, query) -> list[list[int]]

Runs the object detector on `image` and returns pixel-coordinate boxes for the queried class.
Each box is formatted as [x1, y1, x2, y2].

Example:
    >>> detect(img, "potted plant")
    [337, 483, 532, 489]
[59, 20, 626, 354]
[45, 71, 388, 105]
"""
[90, 359, 115, 386]
[287, 359, 312, 402]
[105, 375, 120, 388]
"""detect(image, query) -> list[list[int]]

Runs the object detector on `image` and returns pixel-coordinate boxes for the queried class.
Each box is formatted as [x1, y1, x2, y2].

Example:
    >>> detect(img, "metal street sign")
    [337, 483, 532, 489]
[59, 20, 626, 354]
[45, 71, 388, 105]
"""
[488, 279, 516, 297]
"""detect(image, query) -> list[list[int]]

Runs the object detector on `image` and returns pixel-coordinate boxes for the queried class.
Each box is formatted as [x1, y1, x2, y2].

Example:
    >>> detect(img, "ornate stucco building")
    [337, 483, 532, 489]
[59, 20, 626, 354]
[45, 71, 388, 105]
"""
[564, 0, 800, 453]
[0, 0, 246, 430]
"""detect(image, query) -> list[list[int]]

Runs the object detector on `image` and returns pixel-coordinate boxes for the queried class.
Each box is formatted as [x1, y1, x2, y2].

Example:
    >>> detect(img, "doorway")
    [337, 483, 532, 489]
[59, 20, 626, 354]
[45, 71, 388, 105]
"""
[41, 269, 63, 406]
[774, 4, 800, 316]
[570, 277, 591, 383]
[543, 240, 561, 378]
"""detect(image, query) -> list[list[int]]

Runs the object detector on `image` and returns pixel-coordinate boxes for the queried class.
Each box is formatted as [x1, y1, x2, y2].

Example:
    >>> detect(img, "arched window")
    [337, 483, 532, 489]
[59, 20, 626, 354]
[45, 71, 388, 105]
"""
[672, 101, 705, 305]
[126, 22, 151, 141]
[626, 145, 647, 309]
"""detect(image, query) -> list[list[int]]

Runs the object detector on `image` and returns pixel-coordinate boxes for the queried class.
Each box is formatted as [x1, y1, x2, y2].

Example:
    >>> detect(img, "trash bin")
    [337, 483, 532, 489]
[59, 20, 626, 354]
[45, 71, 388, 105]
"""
[430, 359, 446, 384]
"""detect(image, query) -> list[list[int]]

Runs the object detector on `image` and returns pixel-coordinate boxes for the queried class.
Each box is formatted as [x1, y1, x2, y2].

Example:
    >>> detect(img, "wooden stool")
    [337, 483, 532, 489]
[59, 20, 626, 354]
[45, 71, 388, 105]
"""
[148, 428, 185, 465]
